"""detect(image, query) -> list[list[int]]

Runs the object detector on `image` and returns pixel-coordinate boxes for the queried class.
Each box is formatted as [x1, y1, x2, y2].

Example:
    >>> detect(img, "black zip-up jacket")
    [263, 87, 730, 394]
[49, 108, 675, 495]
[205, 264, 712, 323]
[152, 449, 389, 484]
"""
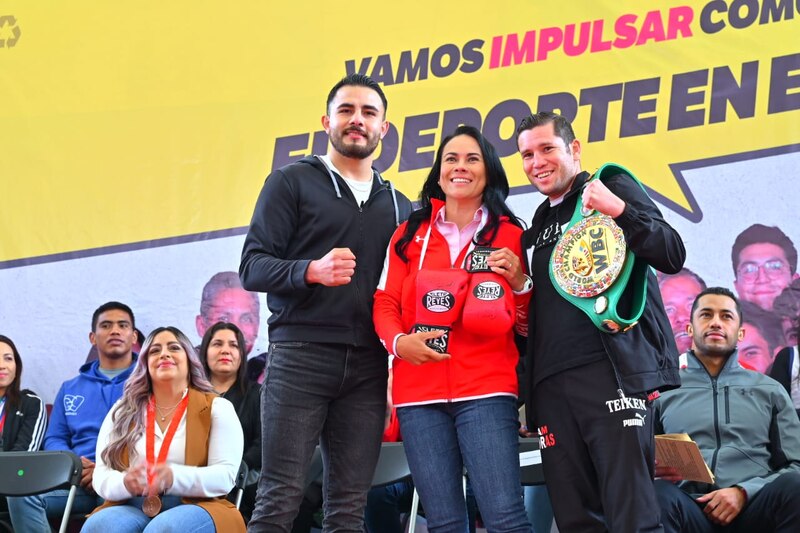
[1, 390, 47, 452]
[522, 171, 685, 420]
[240, 156, 412, 349]
[221, 383, 261, 471]
[769, 346, 800, 419]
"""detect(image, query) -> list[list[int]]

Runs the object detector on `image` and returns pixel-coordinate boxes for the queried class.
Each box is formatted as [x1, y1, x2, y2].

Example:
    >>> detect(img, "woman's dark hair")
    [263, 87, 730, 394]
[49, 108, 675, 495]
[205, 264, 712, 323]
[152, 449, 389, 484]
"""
[395, 125, 521, 261]
[199, 322, 248, 395]
[0, 334, 23, 407]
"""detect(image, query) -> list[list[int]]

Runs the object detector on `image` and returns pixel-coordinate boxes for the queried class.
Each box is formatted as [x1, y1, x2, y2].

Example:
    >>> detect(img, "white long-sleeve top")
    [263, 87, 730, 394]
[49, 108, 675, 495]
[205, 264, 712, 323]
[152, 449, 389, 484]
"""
[92, 396, 243, 501]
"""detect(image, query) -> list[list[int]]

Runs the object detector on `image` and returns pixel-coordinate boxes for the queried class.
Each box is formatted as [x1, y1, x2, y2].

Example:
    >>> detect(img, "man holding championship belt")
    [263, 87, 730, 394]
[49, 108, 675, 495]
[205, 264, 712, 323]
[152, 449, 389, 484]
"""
[516, 111, 686, 532]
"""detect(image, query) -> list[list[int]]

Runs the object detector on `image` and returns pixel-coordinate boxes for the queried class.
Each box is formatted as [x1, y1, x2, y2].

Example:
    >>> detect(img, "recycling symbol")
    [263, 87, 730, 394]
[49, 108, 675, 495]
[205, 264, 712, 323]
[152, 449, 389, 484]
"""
[0, 15, 21, 48]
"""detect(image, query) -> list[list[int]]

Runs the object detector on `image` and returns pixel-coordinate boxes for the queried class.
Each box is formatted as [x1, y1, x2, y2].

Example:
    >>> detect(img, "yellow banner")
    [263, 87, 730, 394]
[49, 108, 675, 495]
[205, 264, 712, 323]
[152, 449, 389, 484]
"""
[2, 1, 798, 265]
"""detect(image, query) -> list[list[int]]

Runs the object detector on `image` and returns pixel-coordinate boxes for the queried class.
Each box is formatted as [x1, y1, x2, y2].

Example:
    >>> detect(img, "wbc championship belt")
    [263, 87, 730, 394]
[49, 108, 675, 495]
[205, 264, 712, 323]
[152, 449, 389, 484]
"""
[548, 163, 650, 333]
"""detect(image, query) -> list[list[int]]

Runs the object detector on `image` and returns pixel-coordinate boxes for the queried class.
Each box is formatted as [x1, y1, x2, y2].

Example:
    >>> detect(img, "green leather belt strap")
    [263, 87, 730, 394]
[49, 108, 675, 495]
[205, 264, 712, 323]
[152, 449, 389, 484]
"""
[548, 162, 650, 334]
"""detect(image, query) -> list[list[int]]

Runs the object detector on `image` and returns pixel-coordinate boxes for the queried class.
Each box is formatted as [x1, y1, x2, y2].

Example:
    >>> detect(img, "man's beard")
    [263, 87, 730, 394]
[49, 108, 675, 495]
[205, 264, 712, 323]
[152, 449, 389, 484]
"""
[329, 129, 381, 160]
[694, 336, 737, 358]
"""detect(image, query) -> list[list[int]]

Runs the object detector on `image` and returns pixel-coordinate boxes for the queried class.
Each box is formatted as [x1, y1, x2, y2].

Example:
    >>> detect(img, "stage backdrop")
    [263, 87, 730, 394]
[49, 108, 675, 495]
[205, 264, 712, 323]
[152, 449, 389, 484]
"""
[1, 1, 798, 402]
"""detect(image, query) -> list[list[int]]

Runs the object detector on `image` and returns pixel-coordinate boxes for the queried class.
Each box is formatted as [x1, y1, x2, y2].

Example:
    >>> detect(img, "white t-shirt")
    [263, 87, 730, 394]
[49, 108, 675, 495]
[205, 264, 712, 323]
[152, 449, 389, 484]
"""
[319, 155, 373, 206]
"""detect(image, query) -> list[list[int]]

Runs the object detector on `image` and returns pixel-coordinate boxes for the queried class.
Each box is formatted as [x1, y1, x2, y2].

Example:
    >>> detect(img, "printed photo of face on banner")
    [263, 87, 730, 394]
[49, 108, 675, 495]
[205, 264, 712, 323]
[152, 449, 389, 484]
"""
[774, 279, 800, 347]
[196, 272, 260, 355]
[195, 271, 267, 383]
[731, 224, 799, 313]
[739, 301, 785, 373]
[658, 268, 707, 356]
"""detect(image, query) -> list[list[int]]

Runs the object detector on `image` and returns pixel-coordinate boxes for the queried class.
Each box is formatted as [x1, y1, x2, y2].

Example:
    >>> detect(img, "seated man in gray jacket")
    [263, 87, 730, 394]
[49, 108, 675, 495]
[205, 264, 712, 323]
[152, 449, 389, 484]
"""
[654, 286, 800, 532]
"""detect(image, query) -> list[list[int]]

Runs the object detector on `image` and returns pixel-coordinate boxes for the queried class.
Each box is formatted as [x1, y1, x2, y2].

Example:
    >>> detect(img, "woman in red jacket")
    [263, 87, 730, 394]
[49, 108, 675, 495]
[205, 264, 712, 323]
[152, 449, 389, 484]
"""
[374, 125, 532, 532]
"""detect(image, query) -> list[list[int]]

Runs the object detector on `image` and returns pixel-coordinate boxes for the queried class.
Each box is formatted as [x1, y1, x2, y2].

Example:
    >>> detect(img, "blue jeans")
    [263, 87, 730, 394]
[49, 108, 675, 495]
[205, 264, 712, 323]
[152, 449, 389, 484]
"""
[523, 485, 554, 533]
[81, 496, 214, 532]
[397, 397, 532, 533]
[7, 487, 102, 533]
[248, 342, 387, 533]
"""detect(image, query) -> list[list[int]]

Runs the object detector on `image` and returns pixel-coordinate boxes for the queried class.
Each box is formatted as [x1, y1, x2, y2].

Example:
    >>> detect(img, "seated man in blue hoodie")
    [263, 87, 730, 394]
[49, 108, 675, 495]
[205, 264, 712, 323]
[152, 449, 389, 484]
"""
[8, 301, 138, 533]
[654, 287, 800, 532]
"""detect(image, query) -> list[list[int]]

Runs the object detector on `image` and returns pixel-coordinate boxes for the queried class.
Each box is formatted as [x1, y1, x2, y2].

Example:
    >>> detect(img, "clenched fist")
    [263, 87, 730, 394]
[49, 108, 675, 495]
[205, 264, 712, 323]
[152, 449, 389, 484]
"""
[582, 179, 626, 218]
[306, 248, 357, 286]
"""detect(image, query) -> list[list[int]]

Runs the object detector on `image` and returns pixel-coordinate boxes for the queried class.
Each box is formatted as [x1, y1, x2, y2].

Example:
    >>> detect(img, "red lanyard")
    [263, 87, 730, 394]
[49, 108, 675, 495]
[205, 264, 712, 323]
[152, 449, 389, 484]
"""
[0, 398, 6, 434]
[145, 394, 189, 488]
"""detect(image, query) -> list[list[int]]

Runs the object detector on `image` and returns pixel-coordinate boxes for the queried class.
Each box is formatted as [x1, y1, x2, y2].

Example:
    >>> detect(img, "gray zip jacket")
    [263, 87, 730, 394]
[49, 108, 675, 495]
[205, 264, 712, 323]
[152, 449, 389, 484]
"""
[654, 349, 800, 499]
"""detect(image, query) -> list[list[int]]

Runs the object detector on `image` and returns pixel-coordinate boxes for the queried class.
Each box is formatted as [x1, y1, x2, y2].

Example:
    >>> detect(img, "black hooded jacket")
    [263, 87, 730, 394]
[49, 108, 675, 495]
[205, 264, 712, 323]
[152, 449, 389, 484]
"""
[522, 170, 685, 423]
[240, 156, 412, 349]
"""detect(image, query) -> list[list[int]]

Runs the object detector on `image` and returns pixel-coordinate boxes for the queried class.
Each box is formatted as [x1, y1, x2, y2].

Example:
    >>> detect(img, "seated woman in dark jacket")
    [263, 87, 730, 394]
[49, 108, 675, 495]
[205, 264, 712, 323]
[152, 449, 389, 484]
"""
[0, 335, 46, 452]
[768, 334, 800, 420]
[199, 322, 261, 522]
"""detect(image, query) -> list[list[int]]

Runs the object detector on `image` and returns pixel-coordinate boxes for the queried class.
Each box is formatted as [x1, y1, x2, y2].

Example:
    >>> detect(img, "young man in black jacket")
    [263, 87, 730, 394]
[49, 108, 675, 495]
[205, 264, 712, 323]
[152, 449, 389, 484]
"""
[240, 73, 412, 532]
[516, 111, 685, 532]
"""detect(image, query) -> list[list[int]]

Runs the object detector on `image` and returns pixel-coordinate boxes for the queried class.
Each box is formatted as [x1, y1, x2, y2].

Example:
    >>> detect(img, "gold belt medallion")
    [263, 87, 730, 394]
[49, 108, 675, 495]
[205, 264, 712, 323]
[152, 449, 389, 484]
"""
[551, 215, 627, 298]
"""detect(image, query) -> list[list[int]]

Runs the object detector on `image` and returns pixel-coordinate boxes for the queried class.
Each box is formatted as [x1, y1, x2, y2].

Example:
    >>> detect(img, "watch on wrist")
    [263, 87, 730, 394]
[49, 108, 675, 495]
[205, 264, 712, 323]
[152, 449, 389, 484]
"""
[517, 275, 533, 293]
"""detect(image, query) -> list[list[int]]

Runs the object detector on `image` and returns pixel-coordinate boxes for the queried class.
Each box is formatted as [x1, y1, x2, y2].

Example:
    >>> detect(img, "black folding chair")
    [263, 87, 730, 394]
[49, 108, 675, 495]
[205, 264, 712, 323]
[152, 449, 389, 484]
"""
[519, 437, 545, 485]
[370, 442, 411, 487]
[305, 442, 420, 532]
[370, 442, 419, 533]
[233, 460, 249, 510]
[0, 451, 82, 533]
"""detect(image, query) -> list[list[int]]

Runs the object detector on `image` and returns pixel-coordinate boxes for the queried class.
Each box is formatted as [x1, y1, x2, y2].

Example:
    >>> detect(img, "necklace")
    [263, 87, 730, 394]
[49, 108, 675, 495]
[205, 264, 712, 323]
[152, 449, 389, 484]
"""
[152, 389, 188, 422]
[154, 399, 182, 422]
[154, 405, 177, 422]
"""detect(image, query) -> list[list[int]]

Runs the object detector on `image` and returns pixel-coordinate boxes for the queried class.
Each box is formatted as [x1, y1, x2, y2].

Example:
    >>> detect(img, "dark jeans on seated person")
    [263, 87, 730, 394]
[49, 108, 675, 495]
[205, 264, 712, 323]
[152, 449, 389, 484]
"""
[365, 476, 479, 533]
[656, 472, 800, 532]
[365, 477, 414, 533]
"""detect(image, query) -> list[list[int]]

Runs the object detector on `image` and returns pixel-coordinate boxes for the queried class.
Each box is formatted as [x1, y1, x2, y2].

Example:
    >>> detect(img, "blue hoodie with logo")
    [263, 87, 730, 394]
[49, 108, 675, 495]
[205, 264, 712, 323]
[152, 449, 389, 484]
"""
[44, 359, 136, 460]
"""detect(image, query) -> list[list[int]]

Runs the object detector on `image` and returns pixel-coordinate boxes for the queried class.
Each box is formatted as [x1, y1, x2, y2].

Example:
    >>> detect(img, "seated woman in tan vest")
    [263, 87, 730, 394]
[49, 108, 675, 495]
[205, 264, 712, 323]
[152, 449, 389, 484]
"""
[83, 326, 245, 533]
